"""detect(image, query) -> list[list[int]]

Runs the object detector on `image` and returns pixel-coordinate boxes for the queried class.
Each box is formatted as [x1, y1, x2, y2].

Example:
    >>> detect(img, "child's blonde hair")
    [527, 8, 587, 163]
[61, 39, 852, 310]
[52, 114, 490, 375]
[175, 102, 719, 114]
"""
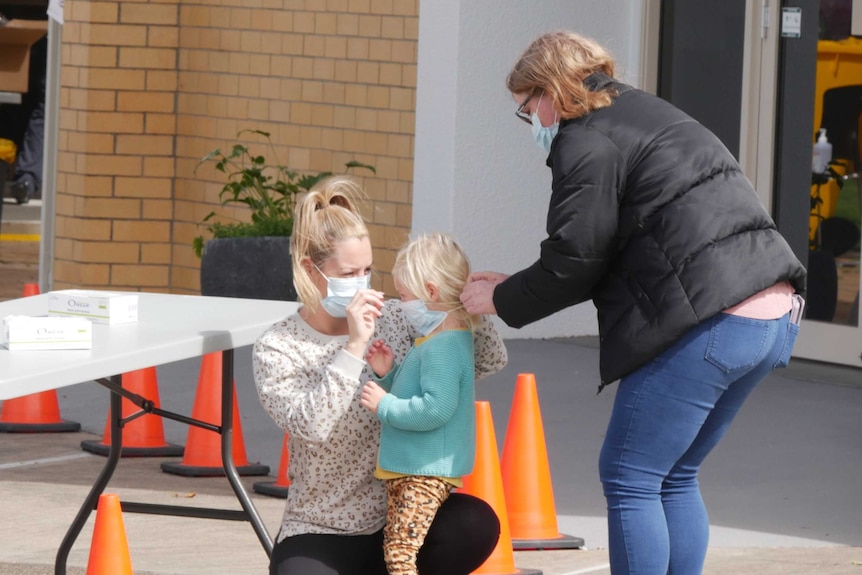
[291, 176, 368, 310]
[506, 30, 617, 120]
[392, 232, 476, 329]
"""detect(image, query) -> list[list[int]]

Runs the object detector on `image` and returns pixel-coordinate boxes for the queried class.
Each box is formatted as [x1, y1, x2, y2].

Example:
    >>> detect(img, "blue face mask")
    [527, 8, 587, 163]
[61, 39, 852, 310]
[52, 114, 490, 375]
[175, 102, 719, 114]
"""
[315, 265, 370, 318]
[531, 93, 559, 152]
[401, 299, 448, 337]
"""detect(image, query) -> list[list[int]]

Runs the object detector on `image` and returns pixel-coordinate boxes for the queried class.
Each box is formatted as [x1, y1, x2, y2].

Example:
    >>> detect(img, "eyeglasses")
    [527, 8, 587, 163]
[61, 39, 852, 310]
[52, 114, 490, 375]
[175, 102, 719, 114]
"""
[515, 93, 535, 124]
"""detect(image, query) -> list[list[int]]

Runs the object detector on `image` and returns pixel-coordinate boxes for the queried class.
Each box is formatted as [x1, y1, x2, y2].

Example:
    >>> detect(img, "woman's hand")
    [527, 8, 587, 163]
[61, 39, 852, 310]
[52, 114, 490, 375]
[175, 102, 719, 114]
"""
[345, 289, 385, 358]
[460, 271, 509, 315]
[360, 380, 387, 414]
[365, 339, 394, 377]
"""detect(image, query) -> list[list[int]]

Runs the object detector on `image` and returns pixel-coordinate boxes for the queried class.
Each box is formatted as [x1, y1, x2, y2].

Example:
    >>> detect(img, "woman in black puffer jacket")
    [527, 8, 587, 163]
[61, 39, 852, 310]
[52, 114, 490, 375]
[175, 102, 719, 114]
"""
[460, 30, 806, 575]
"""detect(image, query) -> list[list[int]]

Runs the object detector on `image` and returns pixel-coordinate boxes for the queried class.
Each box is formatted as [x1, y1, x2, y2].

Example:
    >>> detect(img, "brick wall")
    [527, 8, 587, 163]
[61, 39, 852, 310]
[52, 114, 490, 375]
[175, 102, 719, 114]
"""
[56, 0, 418, 296]
[56, 0, 179, 290]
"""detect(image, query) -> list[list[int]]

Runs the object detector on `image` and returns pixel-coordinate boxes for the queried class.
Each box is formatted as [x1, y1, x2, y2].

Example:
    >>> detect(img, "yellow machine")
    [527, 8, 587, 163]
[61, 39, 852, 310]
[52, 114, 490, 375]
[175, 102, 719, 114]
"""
[0, 138, 15, 164]
[810, 38, 862, 243]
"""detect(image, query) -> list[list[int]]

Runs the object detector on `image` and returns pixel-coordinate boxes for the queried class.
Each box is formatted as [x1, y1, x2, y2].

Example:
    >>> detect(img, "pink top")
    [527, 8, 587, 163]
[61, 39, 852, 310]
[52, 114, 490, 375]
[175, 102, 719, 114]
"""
[724, 281, 795, 320]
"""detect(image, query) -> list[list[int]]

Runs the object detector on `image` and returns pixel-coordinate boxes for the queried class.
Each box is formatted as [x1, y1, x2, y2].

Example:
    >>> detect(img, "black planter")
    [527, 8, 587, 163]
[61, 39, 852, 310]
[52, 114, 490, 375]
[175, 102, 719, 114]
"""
[200, 236, 297, 301]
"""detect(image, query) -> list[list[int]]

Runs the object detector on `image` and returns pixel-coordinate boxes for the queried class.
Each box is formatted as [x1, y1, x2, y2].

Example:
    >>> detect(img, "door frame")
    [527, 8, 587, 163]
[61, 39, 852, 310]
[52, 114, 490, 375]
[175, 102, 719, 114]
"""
[39, 17, 61, 293]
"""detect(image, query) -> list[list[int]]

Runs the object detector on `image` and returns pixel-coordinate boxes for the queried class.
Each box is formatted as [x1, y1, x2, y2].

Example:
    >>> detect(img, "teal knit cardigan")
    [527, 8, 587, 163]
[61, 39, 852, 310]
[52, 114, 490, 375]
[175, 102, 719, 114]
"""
[374, 329, 476, 478]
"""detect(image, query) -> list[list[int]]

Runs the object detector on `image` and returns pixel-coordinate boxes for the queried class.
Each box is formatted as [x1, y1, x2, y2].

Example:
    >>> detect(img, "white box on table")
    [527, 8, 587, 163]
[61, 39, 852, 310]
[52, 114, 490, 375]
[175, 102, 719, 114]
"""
[47, 290, 138, 325]
[2, 315, 93, 350]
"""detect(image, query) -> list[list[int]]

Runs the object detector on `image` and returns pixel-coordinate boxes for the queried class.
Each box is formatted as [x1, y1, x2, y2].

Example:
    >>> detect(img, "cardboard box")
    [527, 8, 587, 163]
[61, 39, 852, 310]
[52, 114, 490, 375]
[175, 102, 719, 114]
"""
[0, 19, 48, 94]
[48, 290, 139, 325]
[2, 315, 93, 351]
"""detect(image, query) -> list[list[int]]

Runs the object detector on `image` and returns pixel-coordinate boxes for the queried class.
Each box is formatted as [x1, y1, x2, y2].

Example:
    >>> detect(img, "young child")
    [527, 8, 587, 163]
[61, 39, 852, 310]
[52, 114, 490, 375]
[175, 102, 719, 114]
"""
[360, 232, 479, 575]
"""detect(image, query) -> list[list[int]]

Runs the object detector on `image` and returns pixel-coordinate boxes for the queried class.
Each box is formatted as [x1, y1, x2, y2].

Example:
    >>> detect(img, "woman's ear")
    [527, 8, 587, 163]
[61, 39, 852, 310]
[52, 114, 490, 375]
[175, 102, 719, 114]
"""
[300, 257, 316, 278]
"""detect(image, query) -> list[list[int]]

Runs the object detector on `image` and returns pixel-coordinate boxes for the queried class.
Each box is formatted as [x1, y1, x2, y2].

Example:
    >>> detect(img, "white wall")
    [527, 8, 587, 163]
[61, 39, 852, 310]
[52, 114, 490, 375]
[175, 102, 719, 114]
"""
[413, 0, 645, 339]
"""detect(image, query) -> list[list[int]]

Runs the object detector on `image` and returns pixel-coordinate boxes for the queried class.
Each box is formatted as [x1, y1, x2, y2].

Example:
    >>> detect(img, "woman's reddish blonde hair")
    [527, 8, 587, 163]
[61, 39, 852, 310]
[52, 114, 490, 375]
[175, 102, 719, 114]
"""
[506, 30, 618, 120]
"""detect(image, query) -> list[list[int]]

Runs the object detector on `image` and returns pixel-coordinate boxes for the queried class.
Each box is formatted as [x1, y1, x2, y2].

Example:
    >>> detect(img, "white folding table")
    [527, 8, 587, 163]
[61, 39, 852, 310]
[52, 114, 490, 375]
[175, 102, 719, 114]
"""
[0, 291, 297, 574]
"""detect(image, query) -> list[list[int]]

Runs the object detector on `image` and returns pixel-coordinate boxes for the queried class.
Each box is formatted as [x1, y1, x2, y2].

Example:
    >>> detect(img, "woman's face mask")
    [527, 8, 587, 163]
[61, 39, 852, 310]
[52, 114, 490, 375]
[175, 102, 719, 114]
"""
[315, 265, 371, 318]
[531, 93, 559, 152]
[401, 299, 448, 337]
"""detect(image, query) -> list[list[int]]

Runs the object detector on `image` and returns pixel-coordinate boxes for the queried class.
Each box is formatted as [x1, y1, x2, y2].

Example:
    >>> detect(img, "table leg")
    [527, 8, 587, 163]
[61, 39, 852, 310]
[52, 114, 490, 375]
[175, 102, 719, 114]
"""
[54, 374, 123, 575]
[220, 348, 274, 556]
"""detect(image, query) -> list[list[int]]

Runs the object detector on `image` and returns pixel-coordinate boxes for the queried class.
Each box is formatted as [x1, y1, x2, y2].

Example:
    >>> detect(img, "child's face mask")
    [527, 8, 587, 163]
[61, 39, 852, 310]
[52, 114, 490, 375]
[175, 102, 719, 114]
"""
[401, 299, 447, 336]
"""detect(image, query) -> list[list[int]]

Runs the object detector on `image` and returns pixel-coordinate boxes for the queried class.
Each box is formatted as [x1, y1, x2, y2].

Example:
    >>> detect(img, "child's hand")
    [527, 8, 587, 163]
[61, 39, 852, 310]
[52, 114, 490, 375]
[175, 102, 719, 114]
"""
[361, 380, 387, 414]
[365, 339, 394, 377]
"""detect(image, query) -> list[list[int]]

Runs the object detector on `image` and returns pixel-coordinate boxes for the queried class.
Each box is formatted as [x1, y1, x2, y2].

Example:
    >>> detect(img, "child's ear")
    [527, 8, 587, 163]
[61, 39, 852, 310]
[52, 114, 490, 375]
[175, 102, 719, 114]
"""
[426, 281, 439, 302]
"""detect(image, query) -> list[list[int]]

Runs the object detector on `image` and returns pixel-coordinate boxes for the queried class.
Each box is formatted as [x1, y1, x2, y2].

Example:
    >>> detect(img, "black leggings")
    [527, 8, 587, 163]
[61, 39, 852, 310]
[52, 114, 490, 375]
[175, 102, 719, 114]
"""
[270, 493, 500, 575]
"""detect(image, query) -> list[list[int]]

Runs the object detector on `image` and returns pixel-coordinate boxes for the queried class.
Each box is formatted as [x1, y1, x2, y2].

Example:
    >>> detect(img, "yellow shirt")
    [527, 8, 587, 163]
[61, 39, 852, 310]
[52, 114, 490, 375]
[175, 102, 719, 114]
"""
[375, 465, 462, 488]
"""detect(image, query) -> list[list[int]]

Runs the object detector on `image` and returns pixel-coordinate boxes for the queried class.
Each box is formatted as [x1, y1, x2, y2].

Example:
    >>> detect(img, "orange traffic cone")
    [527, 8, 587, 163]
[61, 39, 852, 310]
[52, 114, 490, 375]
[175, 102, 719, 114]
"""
[81, 367, 184, 457]
[0, 284, 81, 433]
[459, 402, 540, 575]
[254, 433, 291, 498]
[501, 374, 583, 550]
[161, 352, 269, 477]
[86, 493, 133, 575]
[0, 391, 81, 432]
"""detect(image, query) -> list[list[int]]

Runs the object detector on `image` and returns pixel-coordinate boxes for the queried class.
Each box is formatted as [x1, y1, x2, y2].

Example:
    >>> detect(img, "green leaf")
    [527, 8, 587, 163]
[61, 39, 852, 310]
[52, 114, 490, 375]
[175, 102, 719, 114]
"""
[192, 236, 205, 258]
[345, 160, 376, 174]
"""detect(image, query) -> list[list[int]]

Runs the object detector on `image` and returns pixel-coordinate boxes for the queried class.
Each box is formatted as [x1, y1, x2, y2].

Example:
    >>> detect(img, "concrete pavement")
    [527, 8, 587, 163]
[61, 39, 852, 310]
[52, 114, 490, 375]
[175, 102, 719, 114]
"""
[1, 337, 861, 574]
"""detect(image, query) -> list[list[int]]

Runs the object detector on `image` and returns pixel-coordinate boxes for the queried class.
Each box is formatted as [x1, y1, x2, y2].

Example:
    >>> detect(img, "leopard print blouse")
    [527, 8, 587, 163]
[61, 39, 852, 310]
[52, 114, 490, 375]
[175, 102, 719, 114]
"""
[253, 300, 507, 542]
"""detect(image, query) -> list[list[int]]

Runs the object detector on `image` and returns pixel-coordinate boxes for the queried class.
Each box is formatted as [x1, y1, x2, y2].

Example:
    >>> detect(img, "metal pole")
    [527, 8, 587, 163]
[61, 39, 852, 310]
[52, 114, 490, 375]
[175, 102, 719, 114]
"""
[39, 17, 61, 292]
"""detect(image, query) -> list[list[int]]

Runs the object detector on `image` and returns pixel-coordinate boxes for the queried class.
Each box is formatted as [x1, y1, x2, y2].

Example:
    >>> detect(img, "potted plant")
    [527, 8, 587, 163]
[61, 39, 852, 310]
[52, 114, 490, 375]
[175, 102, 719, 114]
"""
[194, 129, 374, 301]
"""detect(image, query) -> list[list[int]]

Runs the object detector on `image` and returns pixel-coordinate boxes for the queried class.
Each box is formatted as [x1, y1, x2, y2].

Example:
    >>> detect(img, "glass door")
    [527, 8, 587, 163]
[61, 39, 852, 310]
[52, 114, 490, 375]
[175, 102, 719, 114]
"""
[774, 0, 862, 366]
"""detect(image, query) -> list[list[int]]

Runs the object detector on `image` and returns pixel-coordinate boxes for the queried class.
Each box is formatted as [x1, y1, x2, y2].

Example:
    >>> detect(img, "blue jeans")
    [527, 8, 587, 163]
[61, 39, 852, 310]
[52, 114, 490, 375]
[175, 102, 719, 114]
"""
[599, 312, 799, 574]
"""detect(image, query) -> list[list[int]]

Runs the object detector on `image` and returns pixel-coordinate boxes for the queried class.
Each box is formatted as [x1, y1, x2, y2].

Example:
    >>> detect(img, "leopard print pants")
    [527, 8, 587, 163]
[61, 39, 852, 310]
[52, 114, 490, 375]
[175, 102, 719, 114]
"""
[383, 475, 451, 575]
